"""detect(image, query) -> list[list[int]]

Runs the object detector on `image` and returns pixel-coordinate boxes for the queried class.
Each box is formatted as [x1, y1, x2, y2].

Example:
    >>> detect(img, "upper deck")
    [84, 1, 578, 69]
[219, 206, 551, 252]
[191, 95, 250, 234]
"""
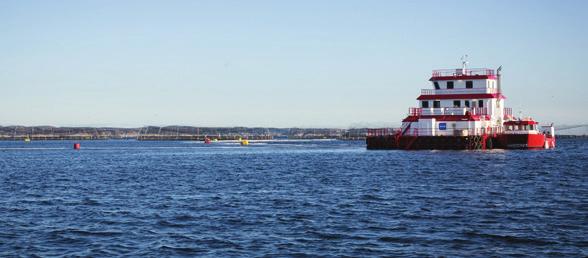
[430, 68, 496, 81]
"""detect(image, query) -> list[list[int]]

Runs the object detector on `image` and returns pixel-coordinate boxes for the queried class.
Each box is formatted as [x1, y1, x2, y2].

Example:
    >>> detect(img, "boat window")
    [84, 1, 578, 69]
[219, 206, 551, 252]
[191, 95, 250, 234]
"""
[447, 81, 454, 89]
[464, 100, 470, 108]
[433, 101, 440, 108]
[478, 100, 484, 108]
[466, 81, 473, 88]
[421, 101, 429, 108]
[453, 100, 461, 107]
[433, 82, 440, 89]
[507, 125, 513, 131]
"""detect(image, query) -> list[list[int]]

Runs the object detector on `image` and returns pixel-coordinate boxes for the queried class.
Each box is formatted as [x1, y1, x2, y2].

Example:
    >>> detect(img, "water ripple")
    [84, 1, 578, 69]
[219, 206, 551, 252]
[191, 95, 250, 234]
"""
[0, 139, 586, 256]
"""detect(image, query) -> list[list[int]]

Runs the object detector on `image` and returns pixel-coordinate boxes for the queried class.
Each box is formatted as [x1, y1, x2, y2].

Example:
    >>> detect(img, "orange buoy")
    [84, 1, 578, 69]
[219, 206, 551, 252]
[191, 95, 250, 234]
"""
[73, 143, 81, 150]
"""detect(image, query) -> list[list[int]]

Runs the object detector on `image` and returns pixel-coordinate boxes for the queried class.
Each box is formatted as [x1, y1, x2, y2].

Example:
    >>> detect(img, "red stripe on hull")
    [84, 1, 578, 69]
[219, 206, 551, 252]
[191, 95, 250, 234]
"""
[430, 75, 497, 81]
[402, 115, 484, 122]
[417, 93, 506, 100]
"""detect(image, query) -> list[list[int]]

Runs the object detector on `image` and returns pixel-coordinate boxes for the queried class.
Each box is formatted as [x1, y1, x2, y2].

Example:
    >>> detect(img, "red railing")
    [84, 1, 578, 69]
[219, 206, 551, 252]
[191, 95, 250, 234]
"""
[504, 107, 513, 119]
[367, 128, 399, 136]
[421, 89, 433, 95]
[431, 68, 495, 77]
[409, 107, 422, 116]
[470, 107, 488, 115]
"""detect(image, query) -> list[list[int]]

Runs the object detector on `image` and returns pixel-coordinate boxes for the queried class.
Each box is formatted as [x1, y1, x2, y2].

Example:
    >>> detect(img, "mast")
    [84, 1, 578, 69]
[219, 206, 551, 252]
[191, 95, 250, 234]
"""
[497, 65, 502, 93]
[460, 55, 469, 74]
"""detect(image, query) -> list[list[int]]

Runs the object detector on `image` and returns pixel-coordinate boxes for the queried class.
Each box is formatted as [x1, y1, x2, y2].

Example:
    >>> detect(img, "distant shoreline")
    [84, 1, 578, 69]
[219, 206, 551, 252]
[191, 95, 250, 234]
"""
[0, 126, 367, 141]
[1, 125, 586, 141]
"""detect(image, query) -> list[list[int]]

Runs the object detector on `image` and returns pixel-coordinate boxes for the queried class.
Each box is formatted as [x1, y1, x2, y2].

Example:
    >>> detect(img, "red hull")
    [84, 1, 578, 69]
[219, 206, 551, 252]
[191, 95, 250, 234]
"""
[497, 134, 555, 149]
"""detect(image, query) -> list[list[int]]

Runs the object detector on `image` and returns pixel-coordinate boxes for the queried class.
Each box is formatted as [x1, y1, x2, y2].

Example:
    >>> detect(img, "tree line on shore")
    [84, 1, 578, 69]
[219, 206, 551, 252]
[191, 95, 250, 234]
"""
[0, 126, 369, 140]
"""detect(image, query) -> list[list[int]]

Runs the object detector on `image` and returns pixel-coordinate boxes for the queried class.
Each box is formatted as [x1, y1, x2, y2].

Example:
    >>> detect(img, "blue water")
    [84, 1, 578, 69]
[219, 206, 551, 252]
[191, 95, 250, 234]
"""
[0, 139, 586, 256]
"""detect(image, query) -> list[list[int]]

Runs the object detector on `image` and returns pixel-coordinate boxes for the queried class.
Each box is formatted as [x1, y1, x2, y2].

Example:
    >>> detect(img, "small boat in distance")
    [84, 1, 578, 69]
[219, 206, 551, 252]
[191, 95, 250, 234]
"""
[367, 59, 555, 150]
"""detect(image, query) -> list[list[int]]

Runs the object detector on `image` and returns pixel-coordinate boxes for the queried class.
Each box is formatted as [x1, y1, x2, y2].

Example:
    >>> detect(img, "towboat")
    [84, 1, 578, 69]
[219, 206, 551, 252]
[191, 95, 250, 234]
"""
[366, 59, 555, 150]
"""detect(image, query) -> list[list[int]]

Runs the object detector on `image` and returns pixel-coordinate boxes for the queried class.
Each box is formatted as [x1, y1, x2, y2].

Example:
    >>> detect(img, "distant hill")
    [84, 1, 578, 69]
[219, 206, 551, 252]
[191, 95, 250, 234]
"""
[2, 124, 586, 140]
[0, 126, 368, 140]
[557, 125, 588, 136]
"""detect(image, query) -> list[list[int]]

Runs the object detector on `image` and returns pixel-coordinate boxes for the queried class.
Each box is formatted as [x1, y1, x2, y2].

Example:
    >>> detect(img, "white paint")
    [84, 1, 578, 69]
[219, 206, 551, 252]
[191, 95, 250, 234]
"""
[431, 79, 496, 91]
[418, 118, 436, 136]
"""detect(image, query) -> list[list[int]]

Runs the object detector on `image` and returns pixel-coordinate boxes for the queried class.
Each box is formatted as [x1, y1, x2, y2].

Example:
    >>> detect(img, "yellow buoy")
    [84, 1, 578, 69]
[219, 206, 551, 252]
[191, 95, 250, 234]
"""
[240, 139, 249, 146]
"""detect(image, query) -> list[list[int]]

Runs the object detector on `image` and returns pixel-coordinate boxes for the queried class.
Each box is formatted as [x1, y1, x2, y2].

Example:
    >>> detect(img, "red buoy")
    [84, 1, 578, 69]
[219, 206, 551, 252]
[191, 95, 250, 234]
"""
[73, 143, 81, 150]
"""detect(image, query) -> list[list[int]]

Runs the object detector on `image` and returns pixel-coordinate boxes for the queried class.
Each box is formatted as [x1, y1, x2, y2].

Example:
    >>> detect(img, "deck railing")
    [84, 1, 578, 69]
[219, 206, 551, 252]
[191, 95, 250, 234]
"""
[431, 68, 495, 77]
[421, 88, 498, 95]
[401, 126, 504, 136]
[366, 128, 399, 136]
[414, 107, 489, 116]
[409, 107, 422, 116]
[367, 126, 504, 137]
[504, 107, 513, 119]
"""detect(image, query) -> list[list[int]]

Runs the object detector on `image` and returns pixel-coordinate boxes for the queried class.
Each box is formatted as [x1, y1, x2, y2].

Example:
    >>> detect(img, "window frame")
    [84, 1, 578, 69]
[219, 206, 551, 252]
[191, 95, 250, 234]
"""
[466, 81, 473, 89]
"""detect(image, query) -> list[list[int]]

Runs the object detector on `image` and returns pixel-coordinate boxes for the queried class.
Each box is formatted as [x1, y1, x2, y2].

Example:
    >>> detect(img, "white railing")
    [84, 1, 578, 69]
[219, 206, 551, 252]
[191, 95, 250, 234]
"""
[420, 107, 488, 116]
[421, 88, 498, 95]
[431, 68, 495, 77]
[403, 126, 503, 137]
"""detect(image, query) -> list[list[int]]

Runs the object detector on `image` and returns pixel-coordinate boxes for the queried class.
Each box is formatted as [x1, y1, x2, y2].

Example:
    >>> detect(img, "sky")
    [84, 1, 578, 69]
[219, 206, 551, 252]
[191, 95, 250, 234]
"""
[0, 0, 586, 128]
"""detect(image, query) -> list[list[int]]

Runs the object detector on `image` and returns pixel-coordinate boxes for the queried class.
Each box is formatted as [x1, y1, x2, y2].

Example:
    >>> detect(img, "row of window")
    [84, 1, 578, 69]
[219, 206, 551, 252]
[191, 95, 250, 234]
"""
[421, 100, 484, 108]
[433, 81, 474, 90]
[506, 125, 537, 131]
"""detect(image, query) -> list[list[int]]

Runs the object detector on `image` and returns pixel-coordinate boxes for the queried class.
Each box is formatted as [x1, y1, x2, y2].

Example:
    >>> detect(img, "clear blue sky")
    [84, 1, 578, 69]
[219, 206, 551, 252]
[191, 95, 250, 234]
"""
[1, 0, 586, 128]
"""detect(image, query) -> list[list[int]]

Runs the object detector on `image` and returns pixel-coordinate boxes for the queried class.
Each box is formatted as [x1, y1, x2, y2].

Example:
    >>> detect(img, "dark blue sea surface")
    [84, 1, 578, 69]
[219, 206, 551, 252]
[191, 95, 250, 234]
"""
[0, 139, 586, 257]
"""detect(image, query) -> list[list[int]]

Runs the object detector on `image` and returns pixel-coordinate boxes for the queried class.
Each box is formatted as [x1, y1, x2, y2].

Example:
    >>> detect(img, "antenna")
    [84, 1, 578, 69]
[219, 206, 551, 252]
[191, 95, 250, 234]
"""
[496, 65, 503, 93]
[460, 54, 469, 74]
